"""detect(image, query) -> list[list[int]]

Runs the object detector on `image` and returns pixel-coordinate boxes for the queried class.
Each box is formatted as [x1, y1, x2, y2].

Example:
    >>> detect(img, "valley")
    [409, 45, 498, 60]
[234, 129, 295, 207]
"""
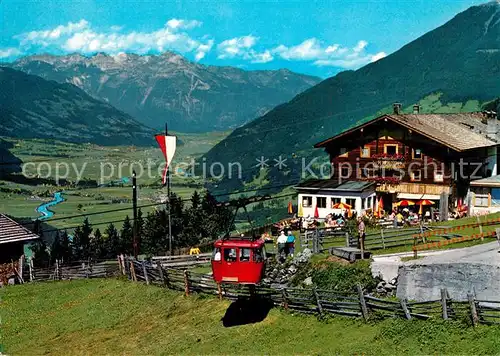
[0, 131, 228, 230]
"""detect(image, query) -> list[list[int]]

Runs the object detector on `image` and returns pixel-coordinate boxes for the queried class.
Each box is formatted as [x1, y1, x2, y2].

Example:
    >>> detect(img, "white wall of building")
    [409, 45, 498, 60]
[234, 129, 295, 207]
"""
[298, 190, 377, 218]
[487, 146, 498, 176]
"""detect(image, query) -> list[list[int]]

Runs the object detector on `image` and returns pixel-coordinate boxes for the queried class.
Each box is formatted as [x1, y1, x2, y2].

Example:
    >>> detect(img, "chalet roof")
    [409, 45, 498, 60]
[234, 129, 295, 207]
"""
[470, 175, 500, 187]
[295, 179, 375, 192]
[314, 112, 497, 152]
[0, 214, 40, 245]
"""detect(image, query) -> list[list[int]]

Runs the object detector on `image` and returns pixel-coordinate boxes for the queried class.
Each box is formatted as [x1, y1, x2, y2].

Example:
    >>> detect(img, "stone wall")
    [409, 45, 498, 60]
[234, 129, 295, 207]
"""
[397, 263, 500, 301]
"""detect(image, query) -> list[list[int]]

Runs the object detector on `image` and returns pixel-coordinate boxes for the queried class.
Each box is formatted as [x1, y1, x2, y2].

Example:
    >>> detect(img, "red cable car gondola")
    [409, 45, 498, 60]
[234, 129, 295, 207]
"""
[211, 196, 271, 285]
[211, 237, 266, 284]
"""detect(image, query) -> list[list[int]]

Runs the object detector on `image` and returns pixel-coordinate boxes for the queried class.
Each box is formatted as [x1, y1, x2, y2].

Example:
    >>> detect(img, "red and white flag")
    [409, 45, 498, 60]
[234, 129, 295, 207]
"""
[155, 134, 177, 185]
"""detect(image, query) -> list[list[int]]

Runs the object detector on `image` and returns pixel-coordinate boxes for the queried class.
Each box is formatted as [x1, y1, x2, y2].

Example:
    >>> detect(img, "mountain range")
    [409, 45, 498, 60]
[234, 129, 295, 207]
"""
[8, 52, 321, 132]
[0, 67, 154, 146]
[202, 1, 500, 193]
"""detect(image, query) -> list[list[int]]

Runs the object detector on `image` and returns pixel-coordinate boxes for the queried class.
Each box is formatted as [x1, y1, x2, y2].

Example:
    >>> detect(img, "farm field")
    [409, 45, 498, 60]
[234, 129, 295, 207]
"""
[2, 279, 500, 355]
[1, 132, 229, 229]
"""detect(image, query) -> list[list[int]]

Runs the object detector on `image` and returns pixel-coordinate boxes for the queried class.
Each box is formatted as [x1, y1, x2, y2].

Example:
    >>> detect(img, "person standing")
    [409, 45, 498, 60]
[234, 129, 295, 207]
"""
[357, 217, 366, 251]
[277, 231, 287, 257]
[286, 230, 296, 257]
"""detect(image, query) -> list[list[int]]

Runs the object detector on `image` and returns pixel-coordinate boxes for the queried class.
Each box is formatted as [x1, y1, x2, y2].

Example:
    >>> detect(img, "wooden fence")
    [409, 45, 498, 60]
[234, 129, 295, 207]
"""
[21, 259, 120, 282]
[122, 258, 500, 326]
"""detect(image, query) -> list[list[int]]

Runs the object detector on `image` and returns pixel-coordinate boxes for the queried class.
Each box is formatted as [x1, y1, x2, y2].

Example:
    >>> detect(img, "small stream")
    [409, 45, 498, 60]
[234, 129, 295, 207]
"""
[36, 192, 64, 220]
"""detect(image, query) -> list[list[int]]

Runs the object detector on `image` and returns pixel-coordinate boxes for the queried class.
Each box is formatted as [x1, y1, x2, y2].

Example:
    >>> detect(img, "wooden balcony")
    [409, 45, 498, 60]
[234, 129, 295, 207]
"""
[376, 182, 450, 195]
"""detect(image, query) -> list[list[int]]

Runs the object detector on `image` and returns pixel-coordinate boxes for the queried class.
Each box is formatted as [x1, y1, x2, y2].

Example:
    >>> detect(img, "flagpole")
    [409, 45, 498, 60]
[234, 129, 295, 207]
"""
[132, 170, 138, 259]
[166, 123, 172, 256]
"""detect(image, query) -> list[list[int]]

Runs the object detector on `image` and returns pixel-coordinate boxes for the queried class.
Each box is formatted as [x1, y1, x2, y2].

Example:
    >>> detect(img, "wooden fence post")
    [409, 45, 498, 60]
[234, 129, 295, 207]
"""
[282, 288, 288, 310]
[184, 270, 190, 296]
[468, 293, 479, 327]
[57, 260, 61, 280]
[345, 232, 350, 248]
[313, 288, 323, 317]
[400, 299, 412, 320]
[130, 261, 137, 282]
[357, 285, 369, 321]
[117, 255, 123, 275]
[477, 216, 484, 240]
[360, 235, 365, 260]
[441, 288, 449, 320]
[142, 262, 149, 285]
[29, 257, 33, 282]
[217, 283, 223, 301]
[380, 229, 385, 250]
[157, 264, 165, 286]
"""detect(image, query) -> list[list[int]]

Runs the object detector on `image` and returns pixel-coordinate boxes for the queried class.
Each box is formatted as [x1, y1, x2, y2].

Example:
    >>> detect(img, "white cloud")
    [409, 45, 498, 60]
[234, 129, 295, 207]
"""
[0, 47, 22, 58]
[217, 35, 274, 64]
[8, 18, 387, 70]
[166, 19, 202, 30]
[273, 38, 385, 69]
[195, 40, 214, 61]
[217, 35, 258, 59]
[371, 51, 387, 62]
[17, 20, 89, 46]
[14, 18, 212, 60]
[272, 38, 324, 60]
[251, 50, 273, 63]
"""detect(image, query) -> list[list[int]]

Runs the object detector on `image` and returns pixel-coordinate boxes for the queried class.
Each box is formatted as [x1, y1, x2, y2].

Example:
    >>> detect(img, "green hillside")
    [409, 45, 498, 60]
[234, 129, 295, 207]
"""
[3, 279, 500, 355]
[203, 2, 500, 193]
[0, 67, 155, 146]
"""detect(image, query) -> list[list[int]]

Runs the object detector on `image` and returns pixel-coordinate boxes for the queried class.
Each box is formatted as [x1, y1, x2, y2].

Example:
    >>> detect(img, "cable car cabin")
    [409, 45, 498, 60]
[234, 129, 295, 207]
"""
[211, 237, 266, 285]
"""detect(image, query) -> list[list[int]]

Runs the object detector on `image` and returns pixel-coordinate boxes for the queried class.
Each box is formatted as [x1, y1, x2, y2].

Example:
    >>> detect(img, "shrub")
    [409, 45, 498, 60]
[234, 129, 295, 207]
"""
[311, 260, 380, 293]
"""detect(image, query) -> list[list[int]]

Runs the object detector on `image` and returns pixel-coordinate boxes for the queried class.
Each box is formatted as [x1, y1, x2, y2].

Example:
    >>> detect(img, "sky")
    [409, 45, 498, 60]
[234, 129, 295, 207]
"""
[0, 0, 489, 78]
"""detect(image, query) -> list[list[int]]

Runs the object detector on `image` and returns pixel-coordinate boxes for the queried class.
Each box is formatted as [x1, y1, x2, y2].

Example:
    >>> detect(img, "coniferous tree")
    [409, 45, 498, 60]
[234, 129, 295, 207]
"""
[32, 239, 50, 268]
[120, 215, 133, 255]
[73, 218, 93, 259]
[50, 230, 63, 263]
[91, 228, 105, 259]
[60, 230, 72, 262]
[104, 223, 120, 258]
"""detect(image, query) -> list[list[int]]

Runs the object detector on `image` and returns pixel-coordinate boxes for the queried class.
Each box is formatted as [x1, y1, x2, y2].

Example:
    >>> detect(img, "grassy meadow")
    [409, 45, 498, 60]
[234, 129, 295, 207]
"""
[2, 278, 500, 355]
[0, 131, 229, 230]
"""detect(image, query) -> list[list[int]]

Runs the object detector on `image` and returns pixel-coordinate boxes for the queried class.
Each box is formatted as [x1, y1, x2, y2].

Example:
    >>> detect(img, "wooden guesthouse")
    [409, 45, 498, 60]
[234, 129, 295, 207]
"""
[298, 103, 500, 217]
[0, 214, 40, 262]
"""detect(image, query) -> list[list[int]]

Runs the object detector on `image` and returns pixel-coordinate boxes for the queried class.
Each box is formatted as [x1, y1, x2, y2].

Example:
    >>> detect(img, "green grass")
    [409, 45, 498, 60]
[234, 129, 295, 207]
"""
[2, 279, 500, 355]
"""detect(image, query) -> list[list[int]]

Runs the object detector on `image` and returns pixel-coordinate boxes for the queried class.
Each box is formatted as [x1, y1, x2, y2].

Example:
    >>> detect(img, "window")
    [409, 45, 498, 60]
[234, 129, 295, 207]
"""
[384, 144, 398, 155]
[224, 248, 237, 262]
[361, 198, 366, 209]
[411, 170, 421, 182]
[253, 247, 264, 262]
[339, 147, 348, 158]
[474, 187, 489, 207]
[360, 146, 370, 158]
[317, 197, 327, 208]
[340, 166, 351, 178]
[413, 148, 422, 159]
[434, 168, 444, 182]
[302, 196, 312, 207]
[239, 248, 251, 262]
[361, 167, 377, 179]
[331, 197, 341, 207]
[346, 198, 356, 208]
[367, 196, 372, 209]
[212, 248, 221, 262]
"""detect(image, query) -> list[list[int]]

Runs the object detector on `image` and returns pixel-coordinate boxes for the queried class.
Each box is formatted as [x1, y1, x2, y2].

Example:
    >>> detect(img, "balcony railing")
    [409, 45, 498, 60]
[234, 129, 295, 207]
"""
[371, 153, 406, 161]
[376, 182, 450, 195]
